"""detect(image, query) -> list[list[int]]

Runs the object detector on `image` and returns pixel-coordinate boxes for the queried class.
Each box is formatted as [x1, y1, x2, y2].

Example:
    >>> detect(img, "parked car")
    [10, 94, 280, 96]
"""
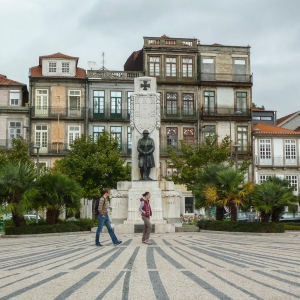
[224, 212, 249, 222]
[23, 214, 42, 220]
[245, 212, 260, 222]
[279, 212, 300, 222]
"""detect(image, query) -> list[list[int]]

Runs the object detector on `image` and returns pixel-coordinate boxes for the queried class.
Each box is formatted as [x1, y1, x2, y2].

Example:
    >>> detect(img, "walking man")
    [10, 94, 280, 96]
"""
[95, 188, 122, 246]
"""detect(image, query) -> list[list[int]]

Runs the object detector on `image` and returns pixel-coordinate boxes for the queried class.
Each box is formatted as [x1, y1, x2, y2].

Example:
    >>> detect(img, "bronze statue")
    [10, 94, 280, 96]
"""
[137, 130, 155, 180]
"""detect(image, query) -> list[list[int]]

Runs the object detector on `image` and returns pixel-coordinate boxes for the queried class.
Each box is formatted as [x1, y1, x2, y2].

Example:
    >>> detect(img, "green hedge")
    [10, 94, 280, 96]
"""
[197, 220, 284, 233]
[4, 219, 94, 235]
[284, 223, 300, 231]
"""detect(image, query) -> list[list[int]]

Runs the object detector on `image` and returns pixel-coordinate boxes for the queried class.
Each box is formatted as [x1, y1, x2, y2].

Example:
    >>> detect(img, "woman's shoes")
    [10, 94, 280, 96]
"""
[143, 239, 152, 245]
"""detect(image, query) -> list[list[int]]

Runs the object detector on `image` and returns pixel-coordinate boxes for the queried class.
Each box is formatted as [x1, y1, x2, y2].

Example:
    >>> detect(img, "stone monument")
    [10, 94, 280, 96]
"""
[111, 76, 181, 233]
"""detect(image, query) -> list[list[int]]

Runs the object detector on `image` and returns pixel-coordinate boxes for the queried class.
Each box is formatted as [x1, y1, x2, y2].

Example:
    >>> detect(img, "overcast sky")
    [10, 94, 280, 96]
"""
[1, 0, 299, 118]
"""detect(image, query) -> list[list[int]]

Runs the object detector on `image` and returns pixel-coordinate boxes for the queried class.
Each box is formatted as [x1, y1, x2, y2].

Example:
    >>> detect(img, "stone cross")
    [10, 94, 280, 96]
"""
[140, 80, 150, 91]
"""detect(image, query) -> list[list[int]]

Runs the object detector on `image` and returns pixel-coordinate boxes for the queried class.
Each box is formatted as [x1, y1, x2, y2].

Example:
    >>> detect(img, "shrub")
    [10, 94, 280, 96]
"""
[284, 223, 300, 231]
[4, 218, 94, 235]
[196, 220, 284, 233]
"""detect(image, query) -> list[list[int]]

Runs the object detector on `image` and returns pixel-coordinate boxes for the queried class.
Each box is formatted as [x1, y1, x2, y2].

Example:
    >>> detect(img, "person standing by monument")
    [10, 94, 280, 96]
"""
[95, 188, 122, 247]
[137, 130, 155, 180]
[139, 192, 152, 244]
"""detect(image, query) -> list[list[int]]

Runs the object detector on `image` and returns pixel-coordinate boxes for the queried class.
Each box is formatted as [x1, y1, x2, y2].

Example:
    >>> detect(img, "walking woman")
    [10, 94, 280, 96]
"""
[139, 191, 152, 245]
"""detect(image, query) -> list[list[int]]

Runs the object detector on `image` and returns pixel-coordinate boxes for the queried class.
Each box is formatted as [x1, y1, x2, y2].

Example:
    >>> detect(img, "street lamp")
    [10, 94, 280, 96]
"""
[229, 110, 242, 157]
[33, 145, 40, 224]
[234, 144, 240, 171]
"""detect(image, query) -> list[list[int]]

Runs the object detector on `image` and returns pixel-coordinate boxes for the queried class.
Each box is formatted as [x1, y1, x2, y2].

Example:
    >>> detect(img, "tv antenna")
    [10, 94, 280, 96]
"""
[87, 61, 99, 70]
[100, 52, 106, 70]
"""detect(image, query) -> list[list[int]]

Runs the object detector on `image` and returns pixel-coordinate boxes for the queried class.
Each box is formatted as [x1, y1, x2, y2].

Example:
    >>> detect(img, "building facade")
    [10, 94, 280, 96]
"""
[29, 53, 86, 168]
[253, 122, 300, 210]
[0, 74, 29, 148]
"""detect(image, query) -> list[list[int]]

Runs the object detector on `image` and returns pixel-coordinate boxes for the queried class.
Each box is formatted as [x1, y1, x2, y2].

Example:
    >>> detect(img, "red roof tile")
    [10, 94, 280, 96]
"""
[0, 74, 26, 86]
[30, 66, 86, 78]
[253, 122, 300, 135]
[277, 111, 300, 126]
[39, 52, 79, 66]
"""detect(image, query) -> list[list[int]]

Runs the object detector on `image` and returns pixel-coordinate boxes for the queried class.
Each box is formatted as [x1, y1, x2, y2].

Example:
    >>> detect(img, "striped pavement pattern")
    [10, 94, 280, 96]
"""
[0, 232, 300, 299]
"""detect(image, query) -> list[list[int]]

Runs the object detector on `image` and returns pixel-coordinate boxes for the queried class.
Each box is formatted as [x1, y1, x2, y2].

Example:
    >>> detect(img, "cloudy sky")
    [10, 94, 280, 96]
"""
[1, 0, 299, 118]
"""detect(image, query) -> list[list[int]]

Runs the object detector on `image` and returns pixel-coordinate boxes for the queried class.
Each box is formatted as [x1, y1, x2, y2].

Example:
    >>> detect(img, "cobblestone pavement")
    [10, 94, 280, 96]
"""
[0, 232, 300, 300]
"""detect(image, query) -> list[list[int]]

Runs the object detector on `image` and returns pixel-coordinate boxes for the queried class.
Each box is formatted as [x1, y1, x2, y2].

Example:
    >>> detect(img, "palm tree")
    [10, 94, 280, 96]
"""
[193, 164, 252, 221]
[0, 162, 37, 226]
[35, 173, 82, 224]
[250, 178, 297, 222]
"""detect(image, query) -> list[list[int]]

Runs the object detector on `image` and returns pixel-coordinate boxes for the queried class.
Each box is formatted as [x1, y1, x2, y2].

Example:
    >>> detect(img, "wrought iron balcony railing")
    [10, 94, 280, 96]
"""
[255, 155, 300, 166]
[161, 109, 198, 120]
[201, 107, 251, 117]
[31, 107, 85, 118]
[89, 109, 130, 121]
[201, 72, 253, 83]
[145, 71, 198, 82]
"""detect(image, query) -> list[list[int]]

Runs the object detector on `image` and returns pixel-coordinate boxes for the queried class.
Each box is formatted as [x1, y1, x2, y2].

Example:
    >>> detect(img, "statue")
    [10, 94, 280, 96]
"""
[137, 130, 155, 180]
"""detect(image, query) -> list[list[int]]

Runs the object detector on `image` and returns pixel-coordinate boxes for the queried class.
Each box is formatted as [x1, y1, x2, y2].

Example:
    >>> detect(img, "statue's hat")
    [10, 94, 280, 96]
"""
[143, 130, 149, 134]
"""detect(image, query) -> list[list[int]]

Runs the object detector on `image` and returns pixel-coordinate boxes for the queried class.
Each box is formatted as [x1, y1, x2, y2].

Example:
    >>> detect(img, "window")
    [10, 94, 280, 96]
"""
[166, 57, 176, 77]
[261, 116, 272, 121]
[182, 58, 193, 77]
[8, 122, 21, 147]
[259, 139, 271, 164]
[62, 62, 70, 73]
[68, 126, 80, 147]
[149, 57, 160, 76]
[204, 91, 215, 115]
[204, 125, 215, 143]
[10, 90, 20, 106]
[259, 175, 271, 184]
[69, 90, 81, 116]
[285, 140, 296, 164]
[234, 60, 247, 81]
[93, 126, 105, 141]
[35, 125, 48, 153]
[286, 175, 298, 192]
[49, 62, 56, 72]
[35, 89, 48, 115]
[166, 167, 177, 179]
[127, 91, 133, 117]
[93, 91, 105, 116]
[110, 91, 122, 117]
[166, 92, 177, 115]
[183, 128, 194, 145]
[185, 197, 194, 213]
[202, 58, 214, 80]
[236, 92, 247, 114]
[183, 93, 194, 115]
[127, 126, 132, 154]
[237, 126, 248, 152]
[166, 127, 178, 150]
[110, 126, 122, 149]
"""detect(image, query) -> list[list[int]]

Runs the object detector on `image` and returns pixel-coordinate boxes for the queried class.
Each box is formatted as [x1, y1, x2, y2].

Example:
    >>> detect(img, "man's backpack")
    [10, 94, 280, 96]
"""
[94, 198, 100, 215]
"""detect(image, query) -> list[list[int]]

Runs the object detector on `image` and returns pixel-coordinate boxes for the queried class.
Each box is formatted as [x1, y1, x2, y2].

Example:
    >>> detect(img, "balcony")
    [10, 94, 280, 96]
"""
[201, 73, 253, 84]
[87, 70, 144, 80]
[160, 141, 199, 156]
[31, 107, 85, 119]
[161, 109, 198, 121]
[201, 107, 251, 118]
[145, 71, 198, 83]
[255, 155, 300, 167]
[89, 109, 130, 121]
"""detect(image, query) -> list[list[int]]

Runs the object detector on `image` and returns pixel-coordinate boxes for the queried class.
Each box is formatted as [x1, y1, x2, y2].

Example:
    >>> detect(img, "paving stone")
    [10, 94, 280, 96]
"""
[0, 232, 300, 299]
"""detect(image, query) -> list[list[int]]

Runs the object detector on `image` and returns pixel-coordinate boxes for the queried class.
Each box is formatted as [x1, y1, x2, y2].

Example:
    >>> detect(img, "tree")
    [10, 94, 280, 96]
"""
[250, 177, 297, 222]
[54, 131, 131, 199]
[167, 135, 230, 190]
[0, 161, 37, 226]
[0, 138, 34, 169]
[193, 164, 252, 221]
[252, 103, 265, 110]
[35, 173, 82, 224]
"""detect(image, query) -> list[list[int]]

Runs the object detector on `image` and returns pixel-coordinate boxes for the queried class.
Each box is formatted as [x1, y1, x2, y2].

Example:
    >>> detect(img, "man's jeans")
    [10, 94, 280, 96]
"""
[95, 214, 119, 245]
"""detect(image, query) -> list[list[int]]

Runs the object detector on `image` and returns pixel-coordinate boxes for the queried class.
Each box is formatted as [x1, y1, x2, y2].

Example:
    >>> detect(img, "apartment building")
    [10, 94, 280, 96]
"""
[0, 74, 29, 148]
[253, 123, 300, 207]
[29, 53, 86, 167]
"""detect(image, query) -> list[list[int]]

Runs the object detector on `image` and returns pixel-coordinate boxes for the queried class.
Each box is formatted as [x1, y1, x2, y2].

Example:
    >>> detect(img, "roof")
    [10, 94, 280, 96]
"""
[253, 122, 300, 135]
[30, 66, 86, 78]
[277, 111, 300, 126]
[252, 108, 276, 112]
[0, 74, 26, 86]
[39, 52, 79, 66]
